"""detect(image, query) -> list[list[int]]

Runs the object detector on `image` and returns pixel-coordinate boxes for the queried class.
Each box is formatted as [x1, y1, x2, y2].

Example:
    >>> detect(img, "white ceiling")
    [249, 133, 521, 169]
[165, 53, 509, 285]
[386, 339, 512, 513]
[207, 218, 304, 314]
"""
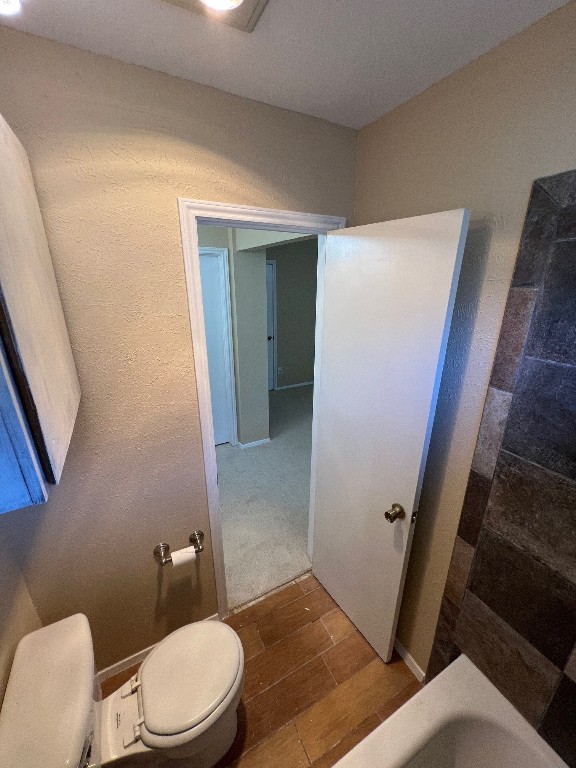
[2, 0, 567, 128]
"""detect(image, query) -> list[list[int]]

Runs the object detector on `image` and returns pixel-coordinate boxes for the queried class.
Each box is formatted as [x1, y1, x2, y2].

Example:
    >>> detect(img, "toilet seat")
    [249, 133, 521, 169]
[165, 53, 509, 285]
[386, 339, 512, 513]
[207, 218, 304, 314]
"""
[135, 621, 243, 751]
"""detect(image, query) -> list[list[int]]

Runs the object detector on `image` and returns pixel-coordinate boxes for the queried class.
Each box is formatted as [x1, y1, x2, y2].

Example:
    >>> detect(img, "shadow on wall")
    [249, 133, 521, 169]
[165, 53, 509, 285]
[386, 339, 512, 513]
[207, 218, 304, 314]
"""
[0, 537, 41, 703]
[0, 418, 212, 670]
[154, 558, 205, 636]
[398, 220, 493, 637]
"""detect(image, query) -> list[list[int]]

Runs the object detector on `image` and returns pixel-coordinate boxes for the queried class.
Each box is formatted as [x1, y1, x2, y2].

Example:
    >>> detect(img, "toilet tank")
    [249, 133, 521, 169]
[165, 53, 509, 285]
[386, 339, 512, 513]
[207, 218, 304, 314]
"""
[0, 614, 95, 768]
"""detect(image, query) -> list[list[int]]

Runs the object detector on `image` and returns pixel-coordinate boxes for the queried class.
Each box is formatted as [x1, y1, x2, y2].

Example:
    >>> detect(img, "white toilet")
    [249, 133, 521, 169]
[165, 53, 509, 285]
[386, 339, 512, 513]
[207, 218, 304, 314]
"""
[0, 613, 244, 768]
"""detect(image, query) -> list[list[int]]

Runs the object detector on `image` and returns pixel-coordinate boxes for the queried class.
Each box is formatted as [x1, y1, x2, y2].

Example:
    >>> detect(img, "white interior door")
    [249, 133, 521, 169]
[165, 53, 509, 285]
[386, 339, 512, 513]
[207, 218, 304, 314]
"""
[310, 209, 470, 661]
[199, 248, 236, 446]
[266, 261, 276, 391]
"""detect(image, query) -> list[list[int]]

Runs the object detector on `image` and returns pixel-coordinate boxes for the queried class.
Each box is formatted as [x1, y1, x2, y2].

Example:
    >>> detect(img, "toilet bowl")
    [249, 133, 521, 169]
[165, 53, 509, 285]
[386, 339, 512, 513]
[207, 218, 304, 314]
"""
[0, 614, 244, 768]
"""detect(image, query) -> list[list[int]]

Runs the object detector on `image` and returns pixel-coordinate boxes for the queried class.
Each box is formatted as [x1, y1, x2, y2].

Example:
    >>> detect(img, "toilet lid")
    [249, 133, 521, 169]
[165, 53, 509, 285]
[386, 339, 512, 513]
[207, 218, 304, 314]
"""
[138, 622, 242, 736]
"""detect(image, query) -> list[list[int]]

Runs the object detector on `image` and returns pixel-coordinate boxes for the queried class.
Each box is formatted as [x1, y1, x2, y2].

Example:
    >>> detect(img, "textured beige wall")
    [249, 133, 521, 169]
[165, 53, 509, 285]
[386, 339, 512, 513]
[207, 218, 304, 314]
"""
[0, 540, 41, 704]
[355, 1, 576, 672]
[268, 238, 318, 387]
[0, 26, 356, 670]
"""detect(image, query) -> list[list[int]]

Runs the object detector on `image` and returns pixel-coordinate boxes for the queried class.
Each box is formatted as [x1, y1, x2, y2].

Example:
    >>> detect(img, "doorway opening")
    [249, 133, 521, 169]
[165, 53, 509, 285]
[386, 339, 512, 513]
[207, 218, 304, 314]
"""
[198, 224, 320, 609]
[179, 200, 345, 618]
[179, 198, 468, 667]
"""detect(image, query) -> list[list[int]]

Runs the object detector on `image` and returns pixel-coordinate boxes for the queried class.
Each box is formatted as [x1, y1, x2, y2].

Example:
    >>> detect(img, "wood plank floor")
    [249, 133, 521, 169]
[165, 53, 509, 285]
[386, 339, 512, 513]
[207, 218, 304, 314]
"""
[100, 574, 422, 767]
[220, 575, 421, 767]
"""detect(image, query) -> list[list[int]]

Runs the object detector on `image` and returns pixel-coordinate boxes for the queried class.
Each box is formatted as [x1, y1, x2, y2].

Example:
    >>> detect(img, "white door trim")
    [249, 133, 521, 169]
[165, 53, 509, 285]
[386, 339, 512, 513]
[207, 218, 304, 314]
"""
[199, 247, 238, 447]
[180, 199, 345, 233]
[178, 199, 345, 617]
[308, 234, 327, 559]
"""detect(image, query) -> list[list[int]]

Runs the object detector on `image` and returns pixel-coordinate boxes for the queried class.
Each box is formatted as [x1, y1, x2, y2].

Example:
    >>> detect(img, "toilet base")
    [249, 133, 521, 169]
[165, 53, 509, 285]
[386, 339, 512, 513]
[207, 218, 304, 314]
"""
[147, 707, 239, 768]
[94, 682, 241, 768]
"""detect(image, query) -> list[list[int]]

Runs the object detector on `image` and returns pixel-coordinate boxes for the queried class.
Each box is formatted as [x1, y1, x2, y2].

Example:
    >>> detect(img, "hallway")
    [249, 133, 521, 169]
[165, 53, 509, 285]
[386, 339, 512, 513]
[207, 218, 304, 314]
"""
[217, 386, 313, 608]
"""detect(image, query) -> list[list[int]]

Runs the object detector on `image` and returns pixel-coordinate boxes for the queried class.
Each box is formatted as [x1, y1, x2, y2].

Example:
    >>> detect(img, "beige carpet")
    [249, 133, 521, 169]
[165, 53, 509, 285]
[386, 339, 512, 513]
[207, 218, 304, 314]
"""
[216, 386, 313, 609]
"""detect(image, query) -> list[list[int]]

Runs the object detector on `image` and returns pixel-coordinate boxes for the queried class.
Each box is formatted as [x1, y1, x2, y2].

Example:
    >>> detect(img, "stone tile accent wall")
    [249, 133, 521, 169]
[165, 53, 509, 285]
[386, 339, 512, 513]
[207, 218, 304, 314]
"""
[428, 170, 576, 767]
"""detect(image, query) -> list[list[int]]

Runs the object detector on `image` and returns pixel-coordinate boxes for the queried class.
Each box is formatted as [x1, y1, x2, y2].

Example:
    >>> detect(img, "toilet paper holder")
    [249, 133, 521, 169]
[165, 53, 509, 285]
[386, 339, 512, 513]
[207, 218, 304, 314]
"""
[154, 531, 204, 566]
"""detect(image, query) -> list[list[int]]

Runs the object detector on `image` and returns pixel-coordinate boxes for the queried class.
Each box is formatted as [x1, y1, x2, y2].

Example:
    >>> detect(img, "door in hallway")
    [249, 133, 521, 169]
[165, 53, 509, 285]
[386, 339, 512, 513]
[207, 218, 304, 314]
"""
[199, 247, 236, 445]
[266, 261, 276, 391]
[311, 209, 470, 662]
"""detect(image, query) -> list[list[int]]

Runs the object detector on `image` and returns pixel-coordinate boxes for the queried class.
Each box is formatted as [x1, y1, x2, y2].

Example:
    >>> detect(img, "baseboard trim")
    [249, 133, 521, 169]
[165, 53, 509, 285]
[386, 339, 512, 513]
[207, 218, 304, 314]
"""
[394, 639, 425, 683]
[239, 438, 271, 449]
[96, 643, 157, 684]
[96, 613, 219, 683]
[275, 381, 314, 391]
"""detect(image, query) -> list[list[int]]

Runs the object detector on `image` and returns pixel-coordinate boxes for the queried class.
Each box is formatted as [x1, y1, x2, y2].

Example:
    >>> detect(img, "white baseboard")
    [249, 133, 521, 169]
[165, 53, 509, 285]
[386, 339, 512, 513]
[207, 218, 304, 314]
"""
[275, 381, 314, 391]
[96, 613, 220, 683]
[96, 643, 157, 684]
[394, 639, 425, 683]
[239, 438, 271, 449]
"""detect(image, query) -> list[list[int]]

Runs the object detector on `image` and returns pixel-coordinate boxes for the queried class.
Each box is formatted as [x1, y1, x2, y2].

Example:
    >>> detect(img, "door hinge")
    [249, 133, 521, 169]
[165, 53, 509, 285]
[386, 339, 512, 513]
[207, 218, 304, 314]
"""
[123, 717, 144, 749]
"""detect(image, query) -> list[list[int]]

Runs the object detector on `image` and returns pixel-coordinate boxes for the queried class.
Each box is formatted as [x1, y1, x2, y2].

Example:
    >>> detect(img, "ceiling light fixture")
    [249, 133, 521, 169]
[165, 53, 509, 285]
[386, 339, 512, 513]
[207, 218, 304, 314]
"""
[0, 0, 21, 16]
[199, 0, 244, 11]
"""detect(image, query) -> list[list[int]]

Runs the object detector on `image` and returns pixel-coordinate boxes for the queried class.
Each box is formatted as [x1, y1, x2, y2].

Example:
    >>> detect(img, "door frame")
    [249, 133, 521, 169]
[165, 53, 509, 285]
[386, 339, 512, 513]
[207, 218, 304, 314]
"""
[199, 246, 238, 447]
[265, 259, 277, 391]
[178, 198, 346, 617]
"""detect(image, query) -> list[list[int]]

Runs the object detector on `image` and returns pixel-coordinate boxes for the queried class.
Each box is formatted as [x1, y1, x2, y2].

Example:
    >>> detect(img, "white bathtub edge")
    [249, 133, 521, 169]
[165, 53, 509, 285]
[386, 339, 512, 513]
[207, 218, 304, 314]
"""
[333, 655, 568, 768]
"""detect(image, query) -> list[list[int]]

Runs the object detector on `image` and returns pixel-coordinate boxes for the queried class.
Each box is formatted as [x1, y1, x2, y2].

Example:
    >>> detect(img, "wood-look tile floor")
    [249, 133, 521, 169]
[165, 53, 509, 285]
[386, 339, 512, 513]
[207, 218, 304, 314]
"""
[101, 575, 421, 768]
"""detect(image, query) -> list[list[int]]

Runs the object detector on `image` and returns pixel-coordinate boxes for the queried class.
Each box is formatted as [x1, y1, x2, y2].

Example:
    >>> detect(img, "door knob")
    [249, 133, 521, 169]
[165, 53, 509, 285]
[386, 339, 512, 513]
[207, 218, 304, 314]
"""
[385, 503, 405, 523]
[268, 335, 274, 340]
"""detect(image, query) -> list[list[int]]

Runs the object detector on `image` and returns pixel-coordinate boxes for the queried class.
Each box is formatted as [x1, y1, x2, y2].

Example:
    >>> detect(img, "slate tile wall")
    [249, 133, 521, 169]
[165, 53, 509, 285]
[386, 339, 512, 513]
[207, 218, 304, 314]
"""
[428, 170, 576, 767]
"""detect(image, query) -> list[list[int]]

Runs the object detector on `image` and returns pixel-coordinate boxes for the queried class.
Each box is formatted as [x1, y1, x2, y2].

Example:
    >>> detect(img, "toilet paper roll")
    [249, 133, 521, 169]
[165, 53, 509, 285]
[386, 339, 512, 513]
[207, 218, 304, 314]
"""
[171, 545, 197, 568]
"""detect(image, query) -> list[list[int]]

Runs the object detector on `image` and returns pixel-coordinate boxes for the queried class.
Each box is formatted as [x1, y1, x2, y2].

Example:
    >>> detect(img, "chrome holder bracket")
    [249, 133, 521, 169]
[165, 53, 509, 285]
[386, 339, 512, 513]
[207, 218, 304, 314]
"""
[189, 530, 205, 553]
[153, 542, 172, 566]
[154, 530, 204, 566]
